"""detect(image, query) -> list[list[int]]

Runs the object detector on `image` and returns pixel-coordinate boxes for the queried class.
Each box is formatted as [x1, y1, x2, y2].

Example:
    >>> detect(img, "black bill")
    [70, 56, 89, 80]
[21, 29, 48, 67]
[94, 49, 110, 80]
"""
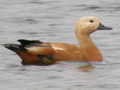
[97, 23, 113, 30]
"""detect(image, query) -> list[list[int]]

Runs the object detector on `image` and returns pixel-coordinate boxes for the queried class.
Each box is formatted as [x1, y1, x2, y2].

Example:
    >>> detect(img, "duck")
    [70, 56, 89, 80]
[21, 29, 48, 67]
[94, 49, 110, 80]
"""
[4, 16, 112, 65]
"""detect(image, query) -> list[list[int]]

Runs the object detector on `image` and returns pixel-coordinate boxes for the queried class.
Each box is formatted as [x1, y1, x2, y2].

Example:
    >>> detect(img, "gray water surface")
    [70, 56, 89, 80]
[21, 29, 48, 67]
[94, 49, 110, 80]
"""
[0, 0, 120, 90]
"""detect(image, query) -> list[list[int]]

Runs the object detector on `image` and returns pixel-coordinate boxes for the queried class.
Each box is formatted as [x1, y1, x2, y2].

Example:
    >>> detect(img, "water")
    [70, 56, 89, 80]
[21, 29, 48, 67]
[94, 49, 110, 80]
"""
[0, 0, 120, 90]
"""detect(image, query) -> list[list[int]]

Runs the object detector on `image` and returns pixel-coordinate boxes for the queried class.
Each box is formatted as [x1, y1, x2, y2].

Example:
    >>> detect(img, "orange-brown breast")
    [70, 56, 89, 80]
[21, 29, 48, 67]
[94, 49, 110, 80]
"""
[51, 42, 102, 62]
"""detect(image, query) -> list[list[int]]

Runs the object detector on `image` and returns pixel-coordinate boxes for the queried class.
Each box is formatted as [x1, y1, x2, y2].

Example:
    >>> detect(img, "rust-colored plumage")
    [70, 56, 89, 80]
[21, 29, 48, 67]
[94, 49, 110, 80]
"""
[4, 16, 112, 65]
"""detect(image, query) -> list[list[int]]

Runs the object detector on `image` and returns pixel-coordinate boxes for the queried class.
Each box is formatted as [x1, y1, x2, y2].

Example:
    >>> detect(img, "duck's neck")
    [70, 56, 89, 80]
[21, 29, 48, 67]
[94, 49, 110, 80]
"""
[77, 34, 94, 48]
[76, 33, 103, 61]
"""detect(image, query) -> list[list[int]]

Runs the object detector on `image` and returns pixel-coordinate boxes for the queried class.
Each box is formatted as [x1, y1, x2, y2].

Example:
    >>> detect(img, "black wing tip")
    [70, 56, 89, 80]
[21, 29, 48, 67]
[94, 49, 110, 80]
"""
[3, 44, 27, 52]
[3, 44, 17, 48]
[3, 44, 10, 48]
[18, 39, 43, 45]
[3, 44, 20, 51]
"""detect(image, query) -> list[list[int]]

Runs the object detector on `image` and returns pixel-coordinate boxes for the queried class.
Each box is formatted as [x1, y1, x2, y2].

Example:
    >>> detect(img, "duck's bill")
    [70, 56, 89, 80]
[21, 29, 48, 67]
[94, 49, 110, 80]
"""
[97, 23, 113, 30]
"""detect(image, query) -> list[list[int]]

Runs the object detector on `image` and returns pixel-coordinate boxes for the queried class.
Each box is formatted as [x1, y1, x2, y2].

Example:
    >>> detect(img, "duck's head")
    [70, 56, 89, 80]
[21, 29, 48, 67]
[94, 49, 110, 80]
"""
[75, 16, 112, 35]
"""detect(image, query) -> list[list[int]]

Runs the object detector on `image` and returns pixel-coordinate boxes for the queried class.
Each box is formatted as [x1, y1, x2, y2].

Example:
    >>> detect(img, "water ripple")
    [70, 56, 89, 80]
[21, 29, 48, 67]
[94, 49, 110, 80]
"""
[1, 0, 120, 90]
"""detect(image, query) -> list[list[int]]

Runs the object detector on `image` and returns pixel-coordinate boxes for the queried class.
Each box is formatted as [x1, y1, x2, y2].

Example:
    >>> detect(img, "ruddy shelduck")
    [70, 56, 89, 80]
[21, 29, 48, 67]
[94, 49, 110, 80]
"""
[4, 16, 112, 65]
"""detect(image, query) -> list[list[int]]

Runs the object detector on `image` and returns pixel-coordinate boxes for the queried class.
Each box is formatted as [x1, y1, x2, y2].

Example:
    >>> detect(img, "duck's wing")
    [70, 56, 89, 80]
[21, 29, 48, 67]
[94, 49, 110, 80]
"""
[17, 39, 81, 56]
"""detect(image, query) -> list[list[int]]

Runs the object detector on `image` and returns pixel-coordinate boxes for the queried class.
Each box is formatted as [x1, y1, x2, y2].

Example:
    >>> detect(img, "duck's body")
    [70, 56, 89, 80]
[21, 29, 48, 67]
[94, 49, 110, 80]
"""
[4, 16, 112, 65]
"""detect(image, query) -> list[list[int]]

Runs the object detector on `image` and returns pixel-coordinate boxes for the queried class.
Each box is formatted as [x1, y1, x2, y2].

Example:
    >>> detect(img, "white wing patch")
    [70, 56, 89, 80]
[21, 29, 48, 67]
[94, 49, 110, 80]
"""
[26, 47, 37, 51]
[51, 44, 65, 50]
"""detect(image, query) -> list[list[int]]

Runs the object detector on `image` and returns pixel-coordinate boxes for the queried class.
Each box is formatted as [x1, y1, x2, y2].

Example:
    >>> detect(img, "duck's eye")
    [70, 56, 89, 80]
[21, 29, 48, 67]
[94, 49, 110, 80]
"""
[90, 20, 94, 23]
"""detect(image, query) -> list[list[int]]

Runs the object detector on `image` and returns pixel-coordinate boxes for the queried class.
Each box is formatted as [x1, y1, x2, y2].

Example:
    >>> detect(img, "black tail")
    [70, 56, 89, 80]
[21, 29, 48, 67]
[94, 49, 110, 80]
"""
[3, 44, 26, 52]
[3, 39, 43, 52]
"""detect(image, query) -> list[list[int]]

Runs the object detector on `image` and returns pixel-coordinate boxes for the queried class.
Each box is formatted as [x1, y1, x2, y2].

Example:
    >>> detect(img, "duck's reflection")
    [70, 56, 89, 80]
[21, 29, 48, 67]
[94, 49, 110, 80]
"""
[77, 64, 95, 72]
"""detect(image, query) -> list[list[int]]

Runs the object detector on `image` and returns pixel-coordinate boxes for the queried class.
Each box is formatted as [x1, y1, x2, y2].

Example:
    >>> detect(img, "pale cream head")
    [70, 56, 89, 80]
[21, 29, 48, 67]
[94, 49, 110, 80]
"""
[75, 16, 100, 35]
